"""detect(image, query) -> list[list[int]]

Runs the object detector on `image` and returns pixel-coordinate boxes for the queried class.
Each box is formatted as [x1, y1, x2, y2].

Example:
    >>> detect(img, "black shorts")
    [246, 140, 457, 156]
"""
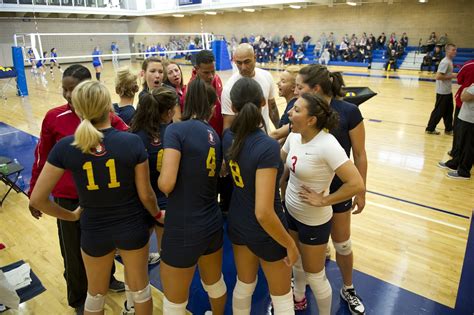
[228, 225, 287, 262]
[81, 222, 150, 257]
[332, 199, 353, 213]
[161, 228, 223, 268]
[285, 211, 332, 245]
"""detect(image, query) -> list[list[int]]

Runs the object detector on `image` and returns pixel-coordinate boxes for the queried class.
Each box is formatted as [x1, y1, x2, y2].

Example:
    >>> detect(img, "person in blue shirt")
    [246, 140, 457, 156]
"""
[29, 81, 164, 315]
[113, 67, 138, 125]
[92, 46, 102, 81]
[49, 48, 62, 77]
[222, 77, 299, 315]
[35, 51, 48, 86]
[158, 78, 227, 315]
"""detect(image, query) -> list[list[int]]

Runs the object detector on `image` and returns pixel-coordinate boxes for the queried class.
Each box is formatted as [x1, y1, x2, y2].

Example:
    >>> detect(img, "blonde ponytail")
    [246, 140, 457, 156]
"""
[71, 80, 112, 154]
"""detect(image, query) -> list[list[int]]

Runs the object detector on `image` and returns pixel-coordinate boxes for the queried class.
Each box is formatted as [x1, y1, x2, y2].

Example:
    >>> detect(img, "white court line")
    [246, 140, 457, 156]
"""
[367, 201, 467, 231]
[0, 130, 20, 137]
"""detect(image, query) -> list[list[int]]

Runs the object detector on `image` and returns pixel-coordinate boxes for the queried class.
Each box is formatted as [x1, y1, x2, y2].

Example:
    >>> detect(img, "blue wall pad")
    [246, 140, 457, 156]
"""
[212, 40, 232, 71]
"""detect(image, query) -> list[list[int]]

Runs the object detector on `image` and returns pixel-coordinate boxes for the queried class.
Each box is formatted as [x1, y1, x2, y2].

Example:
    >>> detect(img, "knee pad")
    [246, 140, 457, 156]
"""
[130, 283, 152, 304]
[232, 276, 258, 313]
[201, 274, 227, 299]
[84, 292, 105, 313]
[305, 269, 331, 300]
[333, 239, 352, 256]
[271, 290, 294, 315]
[163, 296, 187, 315]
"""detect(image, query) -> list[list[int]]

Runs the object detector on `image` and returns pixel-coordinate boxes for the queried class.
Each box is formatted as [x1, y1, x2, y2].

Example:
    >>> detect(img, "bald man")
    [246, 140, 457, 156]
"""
[221, 43, 280, 131]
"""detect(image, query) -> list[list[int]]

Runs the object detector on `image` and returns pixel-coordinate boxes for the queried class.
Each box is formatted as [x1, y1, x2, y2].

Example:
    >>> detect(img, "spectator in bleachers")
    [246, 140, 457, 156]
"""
[343, 34, 350, 45]
[358, 34, 367, 48]
[339, 40, 350, 61]
[249, 33, 256, 44]
[396, 42, 405, 59]
[302, 34, 312, 51]
[431, 46, 443, 72]
[240, 34, 249, 43]
[350, 34, 358, 47]
[389, 33, 397, 46]
[284, 47, 295, 65]
[327, 41, 337, 60]
[319, 48, 330, 65]
[349, 44, 359, 61]
[400, 32, 409, 48]
[314, 41, 323, 58]
[420, 53, 433, 72]
[426, 32, 437, 52]
[288, 35, 296, 46]
[367, 36, 375, 51]
[328, 32, 336, 44]
[384, 43, 398, 71]
[295, 48, 305, 65]
[320, 32, 328, 50]
[365, 44, 373, 69]
[377, 32, 386, 49]
[369, 33, 376, 45]
[438, 33, 449, 50]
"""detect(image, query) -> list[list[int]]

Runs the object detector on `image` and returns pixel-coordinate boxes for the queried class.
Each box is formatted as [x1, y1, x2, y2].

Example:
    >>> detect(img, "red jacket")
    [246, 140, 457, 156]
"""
[187, 69, 224, 136]
[28, 103, 129, 199]
[455, 60, 474, 108]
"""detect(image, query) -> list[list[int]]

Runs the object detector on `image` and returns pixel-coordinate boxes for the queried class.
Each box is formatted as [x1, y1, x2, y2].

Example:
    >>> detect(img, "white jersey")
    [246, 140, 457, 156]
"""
[221, 67, 276, 130]
[283, 131, 349, 226]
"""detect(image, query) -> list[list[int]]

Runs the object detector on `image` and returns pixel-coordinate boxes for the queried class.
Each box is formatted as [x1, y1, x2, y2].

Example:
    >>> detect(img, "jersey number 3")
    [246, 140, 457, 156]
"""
[83, 159, 121, 191]
[229, 160, 244, 188]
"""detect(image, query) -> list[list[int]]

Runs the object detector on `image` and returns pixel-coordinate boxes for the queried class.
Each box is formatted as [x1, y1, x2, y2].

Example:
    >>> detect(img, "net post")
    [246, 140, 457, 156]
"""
[12, 46, 28, 97]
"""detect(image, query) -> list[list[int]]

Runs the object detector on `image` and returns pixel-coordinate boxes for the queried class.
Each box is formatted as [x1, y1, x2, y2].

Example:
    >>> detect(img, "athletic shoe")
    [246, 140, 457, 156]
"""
[109, 278, 125, 293]
[325, 245, 331, 260]
[437, 162, 456, 171]
[425, 130, 440, 135]
[122, 301, 135, 315]
[148, 252, 161, 265]
[340, 287, 365, 315]
[294, 296, 308, 311]
[74, 304, 84, 315]
[447, 171, 470, 180]
[444, 130, 454, 136]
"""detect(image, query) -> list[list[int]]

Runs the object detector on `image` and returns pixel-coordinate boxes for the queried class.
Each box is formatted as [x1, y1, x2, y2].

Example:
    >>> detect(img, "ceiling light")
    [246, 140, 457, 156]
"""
[243, 8, 255, 12]
[289, 5, 301, 9]
[419, 0, 428, 2]
[346, 1, 357, 6]
[205, 11, 217, 15]
[172, 14, 184, 17]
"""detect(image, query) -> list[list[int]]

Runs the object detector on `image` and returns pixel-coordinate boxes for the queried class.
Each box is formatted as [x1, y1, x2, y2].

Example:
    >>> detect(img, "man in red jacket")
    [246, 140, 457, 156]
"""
[28, 65, 128, 314]
[450, 59, 474, 156]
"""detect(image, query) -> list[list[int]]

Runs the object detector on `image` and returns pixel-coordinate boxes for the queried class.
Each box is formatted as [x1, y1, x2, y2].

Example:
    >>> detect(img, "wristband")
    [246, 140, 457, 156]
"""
[154, 211, 162, 221]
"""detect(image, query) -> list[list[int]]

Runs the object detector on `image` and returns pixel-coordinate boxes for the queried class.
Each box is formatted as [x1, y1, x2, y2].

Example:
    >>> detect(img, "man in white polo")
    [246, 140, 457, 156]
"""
[222, 43, 280, 131]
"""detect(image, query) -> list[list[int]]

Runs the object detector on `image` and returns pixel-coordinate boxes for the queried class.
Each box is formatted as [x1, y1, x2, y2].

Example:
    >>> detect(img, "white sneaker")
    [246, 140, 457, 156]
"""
[148, 252, 161, 265]
[122, 301, 135, 315]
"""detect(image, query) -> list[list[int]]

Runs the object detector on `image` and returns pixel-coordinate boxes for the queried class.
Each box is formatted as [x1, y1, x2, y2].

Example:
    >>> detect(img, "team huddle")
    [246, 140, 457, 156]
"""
[28, 43, 368, 315]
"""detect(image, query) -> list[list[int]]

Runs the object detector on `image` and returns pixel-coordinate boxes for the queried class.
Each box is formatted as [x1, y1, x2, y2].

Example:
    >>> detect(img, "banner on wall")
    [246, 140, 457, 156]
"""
[178, 0, 202, 5]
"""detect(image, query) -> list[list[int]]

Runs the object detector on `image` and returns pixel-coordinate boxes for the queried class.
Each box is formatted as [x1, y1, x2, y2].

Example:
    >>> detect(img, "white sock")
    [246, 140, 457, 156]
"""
[305, 270, 332, 315]
[271, 290, 295, 315]
[162, 296, 187, 315]
[125, 284, 134, 310]
[343, 284, 354, 290]
[292, 257, 306, 302]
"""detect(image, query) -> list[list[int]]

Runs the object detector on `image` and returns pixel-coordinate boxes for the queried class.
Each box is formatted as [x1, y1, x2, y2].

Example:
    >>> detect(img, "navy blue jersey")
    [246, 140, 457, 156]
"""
[134, 124, 169, 209]
[279, 98, 297, 128]
[47, 128, 148, 230]
[222, 129, 286, 244]
[329, 98, 363, 191]
[113, 103, 135, 126]
[164, 120, 223, 244]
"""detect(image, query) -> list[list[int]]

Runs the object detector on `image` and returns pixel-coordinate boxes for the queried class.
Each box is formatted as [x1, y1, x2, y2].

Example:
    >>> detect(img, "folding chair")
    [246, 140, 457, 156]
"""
[0, 157, 25, 206]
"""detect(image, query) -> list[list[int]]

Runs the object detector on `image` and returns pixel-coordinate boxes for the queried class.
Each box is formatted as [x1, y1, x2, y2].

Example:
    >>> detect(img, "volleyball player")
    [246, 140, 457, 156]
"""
[139, 57, 164, 98]
[35, 51, 48, 86]
[293, 65, 368, 315]
[49, 48, 62, 79]
[113, 68, 138, 125]
[92, 46, 102, 81]
[28, 64, 127, 314]
[223, 77, 298, 315]
[282, 92, 364, 315]
[163, 61, 187, 113]
[29, 81, 164, 315]
[158, 78, 227, 315]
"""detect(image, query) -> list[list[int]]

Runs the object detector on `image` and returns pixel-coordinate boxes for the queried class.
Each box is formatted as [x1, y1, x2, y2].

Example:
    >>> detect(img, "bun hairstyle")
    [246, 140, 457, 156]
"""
[141, 57, 162, 89]
[300, 92, 339, 131]
[115, 68, 139, 98]
[182, 77, 216, 121]
[330, 71, 346, 98]
[71, 81, 112, 153]
[227, 77, 265, 161]
[131, 86, 177, 139]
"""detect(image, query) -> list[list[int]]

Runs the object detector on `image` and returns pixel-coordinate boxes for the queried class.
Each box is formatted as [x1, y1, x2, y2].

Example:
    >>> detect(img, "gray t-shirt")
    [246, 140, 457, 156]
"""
[436, 57, 453, 95]
[458, 86, 474, 123]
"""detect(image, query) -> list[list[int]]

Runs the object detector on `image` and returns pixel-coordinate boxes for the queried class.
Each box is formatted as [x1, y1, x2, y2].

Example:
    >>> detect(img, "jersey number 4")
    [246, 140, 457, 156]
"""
[229, 160, 244, 188]
[83, 159, 121, 191]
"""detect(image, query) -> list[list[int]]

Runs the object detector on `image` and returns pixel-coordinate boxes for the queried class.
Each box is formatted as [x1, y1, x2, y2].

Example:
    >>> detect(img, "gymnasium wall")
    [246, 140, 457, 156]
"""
[0, 19, 131, 65]
[129, 0, 474, 48]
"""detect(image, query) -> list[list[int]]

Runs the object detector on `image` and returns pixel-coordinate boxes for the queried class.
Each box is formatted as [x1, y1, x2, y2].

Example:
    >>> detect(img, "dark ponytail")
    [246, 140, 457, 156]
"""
[182, 77, 217, 121]
[299, 64, 333, 97]
[228, 77, 265, 161]
[63, 64, 92, 82]
[301, 92, 339, 131]
[330, 72, 346, 98]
